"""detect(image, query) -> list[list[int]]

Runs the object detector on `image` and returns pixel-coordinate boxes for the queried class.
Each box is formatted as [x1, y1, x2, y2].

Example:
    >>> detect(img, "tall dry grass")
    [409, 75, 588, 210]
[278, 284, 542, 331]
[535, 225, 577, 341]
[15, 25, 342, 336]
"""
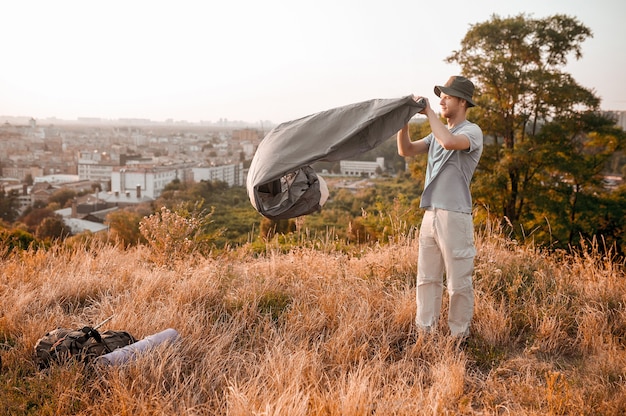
[0, 225, 625, 415]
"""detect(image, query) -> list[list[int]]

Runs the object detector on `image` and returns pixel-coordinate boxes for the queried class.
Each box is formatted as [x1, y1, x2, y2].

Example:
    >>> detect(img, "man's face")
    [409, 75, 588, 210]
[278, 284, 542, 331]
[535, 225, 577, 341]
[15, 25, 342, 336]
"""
[439, 93, 464, 118]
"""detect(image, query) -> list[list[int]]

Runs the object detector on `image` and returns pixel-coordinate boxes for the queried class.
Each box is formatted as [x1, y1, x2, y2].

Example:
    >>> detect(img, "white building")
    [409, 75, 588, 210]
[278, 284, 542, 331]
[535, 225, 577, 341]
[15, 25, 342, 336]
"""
[2, 183, 31, 213]
[192, 163, 244, 186]
[241, 142, 255, 160]
[111, 166, 189, 199]
[33, 174, 80, 184]
[340, 157, 385, 177]
[77, 159, 115, 190]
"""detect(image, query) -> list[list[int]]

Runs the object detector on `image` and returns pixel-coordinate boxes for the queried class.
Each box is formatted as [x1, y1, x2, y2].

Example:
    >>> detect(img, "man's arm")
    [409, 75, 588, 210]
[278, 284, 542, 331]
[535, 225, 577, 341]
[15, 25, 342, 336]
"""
[423, 106, 470, 151]
[397, 124, 429, 157]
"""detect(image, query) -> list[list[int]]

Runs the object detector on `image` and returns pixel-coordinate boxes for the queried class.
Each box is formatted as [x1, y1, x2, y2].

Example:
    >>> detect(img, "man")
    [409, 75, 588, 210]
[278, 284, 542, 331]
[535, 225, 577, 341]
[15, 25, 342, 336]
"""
[396, 75, 483, 340]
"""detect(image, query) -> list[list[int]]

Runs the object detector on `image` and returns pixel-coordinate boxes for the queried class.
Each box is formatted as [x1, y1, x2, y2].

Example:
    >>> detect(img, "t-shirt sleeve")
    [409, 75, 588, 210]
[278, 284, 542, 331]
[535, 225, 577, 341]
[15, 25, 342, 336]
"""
[461, 124, 483, 153]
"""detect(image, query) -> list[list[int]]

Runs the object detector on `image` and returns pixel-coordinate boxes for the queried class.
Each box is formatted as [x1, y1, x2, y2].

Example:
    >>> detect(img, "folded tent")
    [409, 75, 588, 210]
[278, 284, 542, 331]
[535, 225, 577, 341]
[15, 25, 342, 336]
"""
[247, 95, 426, 220]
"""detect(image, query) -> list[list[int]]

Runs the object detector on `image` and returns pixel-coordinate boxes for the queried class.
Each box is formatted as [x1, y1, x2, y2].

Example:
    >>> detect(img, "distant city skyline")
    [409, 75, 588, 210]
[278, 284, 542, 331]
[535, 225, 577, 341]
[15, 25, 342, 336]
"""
[0, 113, 270, 128]
[2, 0, 625, 124]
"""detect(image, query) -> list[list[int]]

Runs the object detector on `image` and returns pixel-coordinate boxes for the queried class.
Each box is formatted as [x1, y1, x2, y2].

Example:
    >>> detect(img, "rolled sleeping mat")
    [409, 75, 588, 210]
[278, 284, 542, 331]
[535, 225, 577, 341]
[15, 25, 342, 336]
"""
[95, 328, 179, 366]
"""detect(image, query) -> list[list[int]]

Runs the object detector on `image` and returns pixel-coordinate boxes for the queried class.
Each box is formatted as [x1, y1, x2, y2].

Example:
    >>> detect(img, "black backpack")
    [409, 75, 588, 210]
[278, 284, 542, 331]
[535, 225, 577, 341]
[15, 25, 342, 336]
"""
[34, 326, 136, 370]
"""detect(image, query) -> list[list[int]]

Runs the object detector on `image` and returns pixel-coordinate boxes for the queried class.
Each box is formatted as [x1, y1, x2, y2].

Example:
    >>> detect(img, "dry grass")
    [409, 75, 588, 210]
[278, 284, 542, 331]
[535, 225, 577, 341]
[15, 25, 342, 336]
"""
[1, 227, 625, 415]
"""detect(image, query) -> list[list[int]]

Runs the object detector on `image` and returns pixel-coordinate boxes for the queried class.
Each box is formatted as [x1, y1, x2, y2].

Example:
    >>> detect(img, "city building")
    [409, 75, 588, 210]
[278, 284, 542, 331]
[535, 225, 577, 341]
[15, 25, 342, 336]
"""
[55, 206, 109, 234]
[111, 165, 191, 199]
[93, 187, 153, 207]
[1, 165, 44, 182]
[340, 157, 385, 177]
[33, 174, 80, 185]
[1, 183, 32, 213]
[192, 162, 244, 186]
[78, 159, 115, 190]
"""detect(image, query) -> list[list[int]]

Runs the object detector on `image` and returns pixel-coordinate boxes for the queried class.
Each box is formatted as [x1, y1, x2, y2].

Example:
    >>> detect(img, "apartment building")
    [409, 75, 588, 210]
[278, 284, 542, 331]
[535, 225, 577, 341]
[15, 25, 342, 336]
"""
[191, 162, 244, 187]
[340, 157, 385, 177]
[111, 165, 191, 199]
[77, 159, 116, 190]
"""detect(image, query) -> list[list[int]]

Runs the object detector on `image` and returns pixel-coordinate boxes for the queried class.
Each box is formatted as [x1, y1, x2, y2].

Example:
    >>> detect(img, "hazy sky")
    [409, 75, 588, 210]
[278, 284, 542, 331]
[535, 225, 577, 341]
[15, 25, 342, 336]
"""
[2, 0, 624, 124]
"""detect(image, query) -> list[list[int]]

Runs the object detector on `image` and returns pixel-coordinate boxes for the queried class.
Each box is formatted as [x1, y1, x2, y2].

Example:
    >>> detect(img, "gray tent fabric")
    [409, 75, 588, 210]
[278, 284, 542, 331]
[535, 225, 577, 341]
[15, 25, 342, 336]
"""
[247, 95, 426, 220]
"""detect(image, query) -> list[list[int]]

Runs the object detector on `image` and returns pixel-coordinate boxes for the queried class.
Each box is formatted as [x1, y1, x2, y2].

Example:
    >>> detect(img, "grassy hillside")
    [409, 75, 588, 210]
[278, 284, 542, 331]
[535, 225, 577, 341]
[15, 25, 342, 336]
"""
[1, 225, 625, 415]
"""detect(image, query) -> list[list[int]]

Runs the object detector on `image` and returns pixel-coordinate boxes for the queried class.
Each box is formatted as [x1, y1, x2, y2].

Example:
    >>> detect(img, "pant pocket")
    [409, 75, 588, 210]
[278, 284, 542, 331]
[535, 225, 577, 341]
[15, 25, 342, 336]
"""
[453, 247, 476, 259]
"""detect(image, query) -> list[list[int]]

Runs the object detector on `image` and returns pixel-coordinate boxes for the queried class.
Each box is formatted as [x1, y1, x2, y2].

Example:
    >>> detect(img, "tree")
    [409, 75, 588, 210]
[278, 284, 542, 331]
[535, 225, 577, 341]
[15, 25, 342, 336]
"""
[0, 188, 19, 223]
[106, 209, 145, 247]
[0, 226, 37, 254]
[36, 215, 71, 241]
[448, 14, 599, 226]
[19, 207, 56, 232]
[531, 112, 626, 248]
[48, 188, 77, 208]
[444, 14, 626, 251]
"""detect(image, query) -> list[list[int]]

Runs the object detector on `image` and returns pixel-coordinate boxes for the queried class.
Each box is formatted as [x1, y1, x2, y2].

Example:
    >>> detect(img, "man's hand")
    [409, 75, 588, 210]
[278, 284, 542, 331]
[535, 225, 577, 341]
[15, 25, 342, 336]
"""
[414, 96, 430, 115]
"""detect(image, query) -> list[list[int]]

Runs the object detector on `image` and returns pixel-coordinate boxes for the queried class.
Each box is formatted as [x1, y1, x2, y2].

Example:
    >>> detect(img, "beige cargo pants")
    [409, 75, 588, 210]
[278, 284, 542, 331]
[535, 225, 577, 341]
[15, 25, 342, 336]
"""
[416, 208, 476, 337]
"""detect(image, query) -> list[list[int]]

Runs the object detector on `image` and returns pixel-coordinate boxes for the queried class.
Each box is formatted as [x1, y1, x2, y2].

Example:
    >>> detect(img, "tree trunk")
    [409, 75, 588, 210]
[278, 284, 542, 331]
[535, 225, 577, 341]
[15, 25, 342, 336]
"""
[505, 167, 520, 222]
[568, 183, 580, 246]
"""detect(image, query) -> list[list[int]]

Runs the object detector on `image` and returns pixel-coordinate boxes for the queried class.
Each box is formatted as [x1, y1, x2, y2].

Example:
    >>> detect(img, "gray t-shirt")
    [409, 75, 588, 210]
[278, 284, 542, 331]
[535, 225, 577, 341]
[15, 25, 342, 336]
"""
[420, 120, 483, 214]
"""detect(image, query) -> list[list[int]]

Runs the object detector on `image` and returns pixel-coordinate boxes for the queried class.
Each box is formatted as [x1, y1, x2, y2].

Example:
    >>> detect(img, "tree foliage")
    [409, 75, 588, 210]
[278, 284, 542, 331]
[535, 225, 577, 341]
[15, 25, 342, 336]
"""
[446, 13, 626, 251]
[0, 224, 38, 255]
[36, 215, 71, 241]
[448, 14, 598, 220]
[105, 209, 146, 247]
[48, 188, 77, 208]
[531, 113, 626, 249]
[19, 207, 57, 233]
[0, 188, 20, 223]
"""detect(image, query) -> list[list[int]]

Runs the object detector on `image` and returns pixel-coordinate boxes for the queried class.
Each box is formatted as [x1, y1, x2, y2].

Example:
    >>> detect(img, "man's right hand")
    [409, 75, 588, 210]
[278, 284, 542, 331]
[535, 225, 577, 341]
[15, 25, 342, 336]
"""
[414, 96, 430, 114]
